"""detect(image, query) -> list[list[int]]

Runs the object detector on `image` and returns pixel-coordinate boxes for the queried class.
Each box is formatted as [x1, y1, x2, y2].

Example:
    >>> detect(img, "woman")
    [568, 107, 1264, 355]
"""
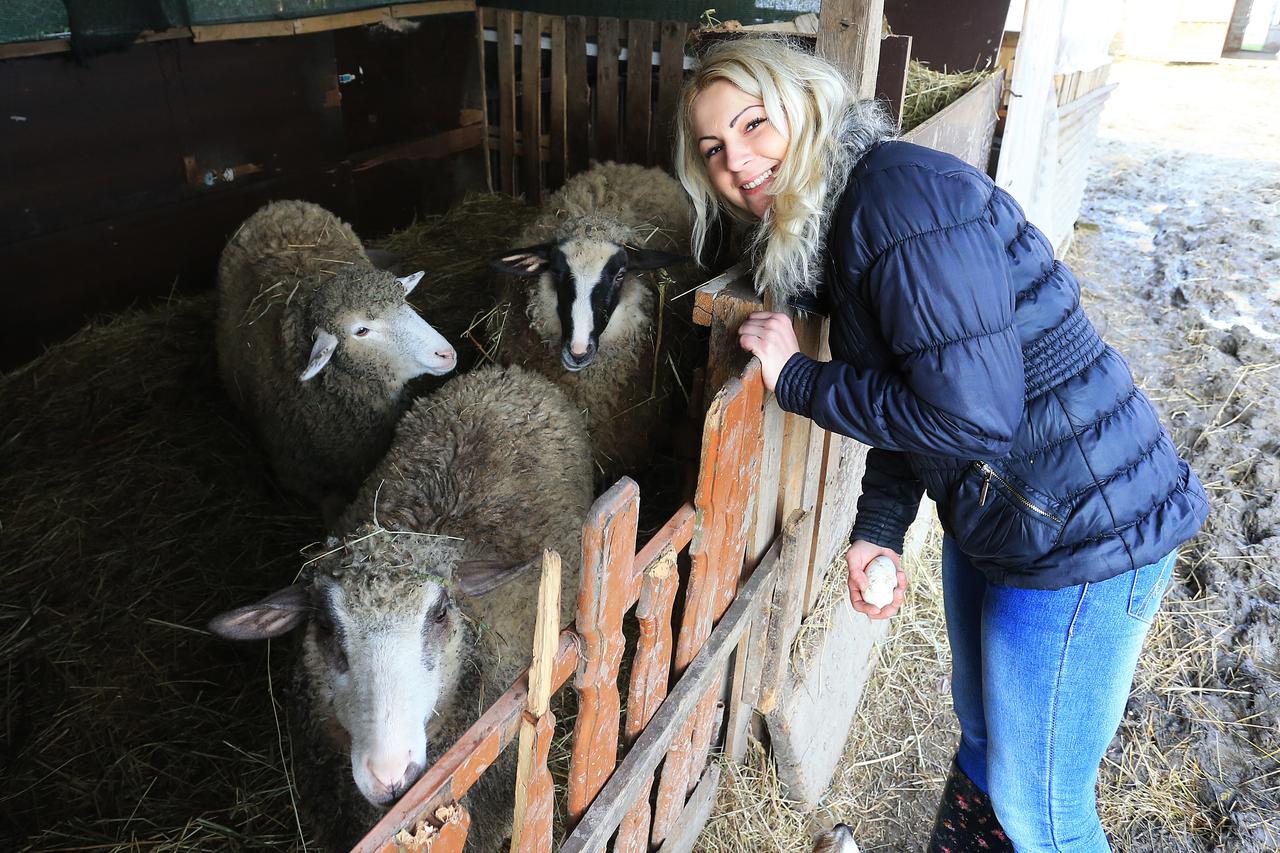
[675, 39, 1207, 852]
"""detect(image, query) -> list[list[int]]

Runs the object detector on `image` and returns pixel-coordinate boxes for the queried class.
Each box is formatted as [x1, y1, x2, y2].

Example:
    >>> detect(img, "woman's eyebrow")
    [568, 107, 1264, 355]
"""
[729, 104, 764, 128]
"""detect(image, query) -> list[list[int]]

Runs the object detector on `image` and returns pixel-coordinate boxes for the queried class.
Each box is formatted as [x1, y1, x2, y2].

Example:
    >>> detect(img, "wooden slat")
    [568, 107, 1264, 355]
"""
[654, 21, 689, 171]
[874, 34, 912, 129]
[626, 19, 655, 165]
[548, 17, 568, 190]
[595, 17, 621, 163]
[654, 360, 765, 842]
[614, 547, 680, 853]
[520, 11, 542, 202]
[475, 11, 494, 192]
[387, 802, 472, 852]
[496, 11, 518, 195]
[656, 765, 721, 853]
[568, 478, 641, 823]
[510, 551, 561, 853]
[560, 533, 783, 853]
[816, 0, 884, 100]
[353, 632, 580, 852]
[565, 15, 590, 175]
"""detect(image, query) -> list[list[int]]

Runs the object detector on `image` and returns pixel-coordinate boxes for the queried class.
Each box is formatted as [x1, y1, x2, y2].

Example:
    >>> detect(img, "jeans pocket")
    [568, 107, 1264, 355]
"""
[1126, 550, 1177, 624]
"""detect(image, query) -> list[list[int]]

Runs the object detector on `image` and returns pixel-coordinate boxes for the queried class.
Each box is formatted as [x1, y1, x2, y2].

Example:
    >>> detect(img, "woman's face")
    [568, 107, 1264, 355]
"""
[690, 79, 789, 219]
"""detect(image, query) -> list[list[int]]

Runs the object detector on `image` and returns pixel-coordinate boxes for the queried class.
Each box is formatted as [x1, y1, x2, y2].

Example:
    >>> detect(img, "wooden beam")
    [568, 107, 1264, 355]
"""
[817, 0, 885, 99]
[595, 17, 622, 162]
[626, 19, 655, 165]
[560, 534, 783, 853]
[655, 765, 722, 853]
[496, 11, 518, 195]
[349, 124, 483, 172]
[520, 11, 542, 202]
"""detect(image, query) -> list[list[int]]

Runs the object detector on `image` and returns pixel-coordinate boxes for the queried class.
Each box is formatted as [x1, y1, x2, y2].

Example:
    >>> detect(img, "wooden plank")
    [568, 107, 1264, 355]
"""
[565, 16, 590, 176]
[510, 551, 561, 853]
[595, 17, 621, 163]
[817, 0, 884, 100]
[350, 124, 484, 172]
[496, 11, 518, 195]
[691, 261, 751, 327]
[901, 70, 1002, 170]
[548, 17, 568, 191]
[388, 802, 472, 852]
[614, 548, 681, 853]
[521, 11, 542, 202]
[658, 359, 765, 833]
[702, 278, 765, 409]
[626, 19, 655, 165]
[190, 2, 476, 42]
[353, 632, 580, 852]
[568, 478, 641, 824]
[560, 534, 782, 853]
[654, 21, 689, 171]
[475, 11, 494, 192]
[655, 765, 722, 853]
[873, 34, 912, 129]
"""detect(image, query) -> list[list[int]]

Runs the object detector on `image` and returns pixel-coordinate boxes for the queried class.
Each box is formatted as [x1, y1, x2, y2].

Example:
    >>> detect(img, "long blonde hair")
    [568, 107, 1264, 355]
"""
[674, 38, 893, 304]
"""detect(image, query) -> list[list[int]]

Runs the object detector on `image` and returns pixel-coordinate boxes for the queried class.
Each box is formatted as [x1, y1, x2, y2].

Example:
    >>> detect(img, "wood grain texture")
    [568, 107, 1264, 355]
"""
[520, 11, 542, 202]
[654, 21, 689, 171]
[496, 10, 517, 195]
[548, 17, 568, 190]
[567, 478, 640, 823]
[595, 17, 621, 162]
[565, 16, 590, 175]
[625, 19, 655, 165]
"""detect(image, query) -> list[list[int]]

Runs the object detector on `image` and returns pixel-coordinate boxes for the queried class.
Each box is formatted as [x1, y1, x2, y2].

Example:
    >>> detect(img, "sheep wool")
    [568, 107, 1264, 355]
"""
[216, 199, 454, 509]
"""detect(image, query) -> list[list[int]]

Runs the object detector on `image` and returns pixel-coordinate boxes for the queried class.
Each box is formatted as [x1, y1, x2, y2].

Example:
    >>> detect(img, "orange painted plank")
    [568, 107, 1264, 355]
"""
[614, 548, 680, 853]
[512, 712, 556, 853]
[384, 802, 470, 852]
[567, 478, 640, 823]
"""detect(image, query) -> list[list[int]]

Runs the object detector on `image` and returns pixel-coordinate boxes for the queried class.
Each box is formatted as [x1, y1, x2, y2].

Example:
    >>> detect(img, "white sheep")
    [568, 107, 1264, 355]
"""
[489, 161, 696, 480]
[208, 365, 592, 851]
[216, 199, 457, 509]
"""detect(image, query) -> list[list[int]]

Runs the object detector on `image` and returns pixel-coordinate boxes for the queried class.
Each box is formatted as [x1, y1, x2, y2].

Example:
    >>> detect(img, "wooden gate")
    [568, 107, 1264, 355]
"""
[479, 9, 690, 203]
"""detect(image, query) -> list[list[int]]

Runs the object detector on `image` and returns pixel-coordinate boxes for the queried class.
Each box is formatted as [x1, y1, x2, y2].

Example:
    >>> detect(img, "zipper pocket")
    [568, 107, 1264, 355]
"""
[975, 461, 1063, 524]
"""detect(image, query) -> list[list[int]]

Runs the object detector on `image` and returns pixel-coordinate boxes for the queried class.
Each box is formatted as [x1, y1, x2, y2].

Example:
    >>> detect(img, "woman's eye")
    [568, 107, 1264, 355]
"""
[354, 326, 370, 337]
[703, 144, 722, 159]
[745, 116, 767, 132]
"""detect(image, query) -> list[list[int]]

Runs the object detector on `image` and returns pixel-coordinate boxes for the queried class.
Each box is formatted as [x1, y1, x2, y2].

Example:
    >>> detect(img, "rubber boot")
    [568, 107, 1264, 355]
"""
[927, 759, 1015, 853]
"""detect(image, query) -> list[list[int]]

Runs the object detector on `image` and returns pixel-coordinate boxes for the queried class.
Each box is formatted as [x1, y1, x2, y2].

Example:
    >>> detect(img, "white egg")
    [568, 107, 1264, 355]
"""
[862, 555, 898, 609]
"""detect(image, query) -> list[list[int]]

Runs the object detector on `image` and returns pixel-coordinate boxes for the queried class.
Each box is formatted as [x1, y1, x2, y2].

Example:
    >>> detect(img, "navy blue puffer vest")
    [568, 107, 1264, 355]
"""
[775, 141, 1207, 588]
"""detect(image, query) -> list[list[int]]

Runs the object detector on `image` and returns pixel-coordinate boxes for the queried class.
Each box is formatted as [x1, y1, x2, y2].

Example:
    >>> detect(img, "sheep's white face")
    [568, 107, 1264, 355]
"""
[305, 575, 463, 807]
[299, 271, 457, 384]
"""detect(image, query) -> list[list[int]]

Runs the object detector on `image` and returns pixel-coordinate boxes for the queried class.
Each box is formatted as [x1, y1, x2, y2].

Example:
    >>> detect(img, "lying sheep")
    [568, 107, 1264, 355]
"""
[209, 365, 591, 851]
[216, 199, 457, 509]
[490, 161, 696, 480]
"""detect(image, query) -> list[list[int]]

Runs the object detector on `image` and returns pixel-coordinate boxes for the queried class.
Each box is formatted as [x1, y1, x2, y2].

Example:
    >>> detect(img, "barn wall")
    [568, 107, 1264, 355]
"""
[0, 13, 485, 370]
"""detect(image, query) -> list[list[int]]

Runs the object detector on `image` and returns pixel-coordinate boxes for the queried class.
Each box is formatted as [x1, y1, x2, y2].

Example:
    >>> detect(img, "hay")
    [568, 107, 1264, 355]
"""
[900, 62, 992, 134]
[1, 294, 319, 851]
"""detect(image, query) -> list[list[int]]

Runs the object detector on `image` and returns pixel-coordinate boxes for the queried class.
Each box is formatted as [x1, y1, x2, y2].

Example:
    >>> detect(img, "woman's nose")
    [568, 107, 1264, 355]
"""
[723, 138, 753, 172]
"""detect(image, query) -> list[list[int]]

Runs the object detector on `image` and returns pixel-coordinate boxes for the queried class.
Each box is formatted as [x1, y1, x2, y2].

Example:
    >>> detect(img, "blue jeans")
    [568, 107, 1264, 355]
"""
[942, 538, 1177, 852]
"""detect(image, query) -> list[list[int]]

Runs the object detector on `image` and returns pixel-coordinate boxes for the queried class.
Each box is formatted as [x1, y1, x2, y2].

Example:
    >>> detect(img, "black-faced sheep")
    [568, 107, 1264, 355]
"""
[209, 365, 591, 851]
[216, 199, 457, 510]
[489, 161, 696, 481]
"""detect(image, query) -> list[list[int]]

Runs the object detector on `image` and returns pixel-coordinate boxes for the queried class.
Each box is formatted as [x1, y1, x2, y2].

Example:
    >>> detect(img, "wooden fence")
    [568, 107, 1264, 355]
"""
[478, 10, 690, 203]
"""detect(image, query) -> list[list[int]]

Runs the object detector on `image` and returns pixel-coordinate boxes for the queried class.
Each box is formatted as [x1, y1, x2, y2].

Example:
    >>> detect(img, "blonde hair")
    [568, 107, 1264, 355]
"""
[674, 38, 893, 305]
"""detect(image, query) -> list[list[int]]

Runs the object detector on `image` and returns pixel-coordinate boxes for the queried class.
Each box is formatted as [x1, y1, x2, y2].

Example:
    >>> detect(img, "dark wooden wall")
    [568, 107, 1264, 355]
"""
[0, 14, 486, 370]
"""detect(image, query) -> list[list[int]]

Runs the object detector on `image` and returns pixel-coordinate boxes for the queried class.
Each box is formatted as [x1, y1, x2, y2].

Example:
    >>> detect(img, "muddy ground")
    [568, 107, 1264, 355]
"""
[702, 56, 1280, 853]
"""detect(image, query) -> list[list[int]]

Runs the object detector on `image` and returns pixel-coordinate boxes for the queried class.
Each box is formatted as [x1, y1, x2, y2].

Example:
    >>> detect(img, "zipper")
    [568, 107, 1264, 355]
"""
[975, 461, 1063, 524]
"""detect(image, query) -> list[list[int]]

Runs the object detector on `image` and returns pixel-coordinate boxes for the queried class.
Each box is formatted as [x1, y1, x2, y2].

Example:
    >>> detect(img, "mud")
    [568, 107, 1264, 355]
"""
[1065, 56, 1279, 852]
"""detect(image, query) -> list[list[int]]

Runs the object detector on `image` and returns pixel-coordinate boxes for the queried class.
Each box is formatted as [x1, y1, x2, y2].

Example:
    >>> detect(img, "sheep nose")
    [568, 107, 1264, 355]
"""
[367, 752, 416, 798]
[435, 348, 456, 362]
[570, 343, 589, 356]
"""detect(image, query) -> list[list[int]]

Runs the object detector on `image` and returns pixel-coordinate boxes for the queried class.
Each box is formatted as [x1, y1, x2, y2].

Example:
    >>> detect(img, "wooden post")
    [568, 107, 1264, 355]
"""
[654, 21, 689, 170]
[626, 19, 655, 165]
[509, 550, 561, 853]
[595, 17, 622, 163]
[548, 17, 568, 190]
[817, 0, 885, 99]
[567, 478, 641, 824]
[496, 10, 517, 195]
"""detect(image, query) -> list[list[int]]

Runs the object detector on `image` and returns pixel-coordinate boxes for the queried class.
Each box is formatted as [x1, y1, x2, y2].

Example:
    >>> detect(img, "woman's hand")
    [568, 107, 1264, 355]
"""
[846, 540, 906, 619]
[738, 312, 800, 392]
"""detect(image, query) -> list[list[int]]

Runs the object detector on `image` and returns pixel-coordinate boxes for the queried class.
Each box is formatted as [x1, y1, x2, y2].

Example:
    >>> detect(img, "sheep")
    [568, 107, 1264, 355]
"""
[812, 824, 861, 853]
[216, 199, 457, 510]
[489, 161, 697, 481]
[208, 364, 592, 851]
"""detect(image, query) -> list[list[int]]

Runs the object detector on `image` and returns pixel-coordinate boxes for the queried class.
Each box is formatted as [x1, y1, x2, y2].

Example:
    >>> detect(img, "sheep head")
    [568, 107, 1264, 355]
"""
[292, 268, 456, 385]
[207, 527, 538, 809]
[491, 238, 687, 371]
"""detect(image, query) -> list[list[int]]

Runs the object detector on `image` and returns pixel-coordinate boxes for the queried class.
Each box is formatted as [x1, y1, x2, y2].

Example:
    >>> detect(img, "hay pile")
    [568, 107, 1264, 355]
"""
[900, 61, 992, 133]
[0, 294, 318, 851]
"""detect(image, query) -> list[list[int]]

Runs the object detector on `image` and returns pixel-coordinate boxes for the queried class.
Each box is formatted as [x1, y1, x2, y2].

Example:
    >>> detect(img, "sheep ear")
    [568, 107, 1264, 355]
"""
[626, 247, 691, 271]
[396, 271, 425, 294]
[489, 244, 554, 277]
[454, 557, 540, 596]
[299, 328, 338, 381]
[208, 586, 310, 641]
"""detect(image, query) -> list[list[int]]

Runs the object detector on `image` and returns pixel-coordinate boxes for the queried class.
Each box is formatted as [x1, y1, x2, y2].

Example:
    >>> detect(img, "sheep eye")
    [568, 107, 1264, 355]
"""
[613, 269, 626, 284]
[432, 600, 450, 624]
[354, 326, 371, 337]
